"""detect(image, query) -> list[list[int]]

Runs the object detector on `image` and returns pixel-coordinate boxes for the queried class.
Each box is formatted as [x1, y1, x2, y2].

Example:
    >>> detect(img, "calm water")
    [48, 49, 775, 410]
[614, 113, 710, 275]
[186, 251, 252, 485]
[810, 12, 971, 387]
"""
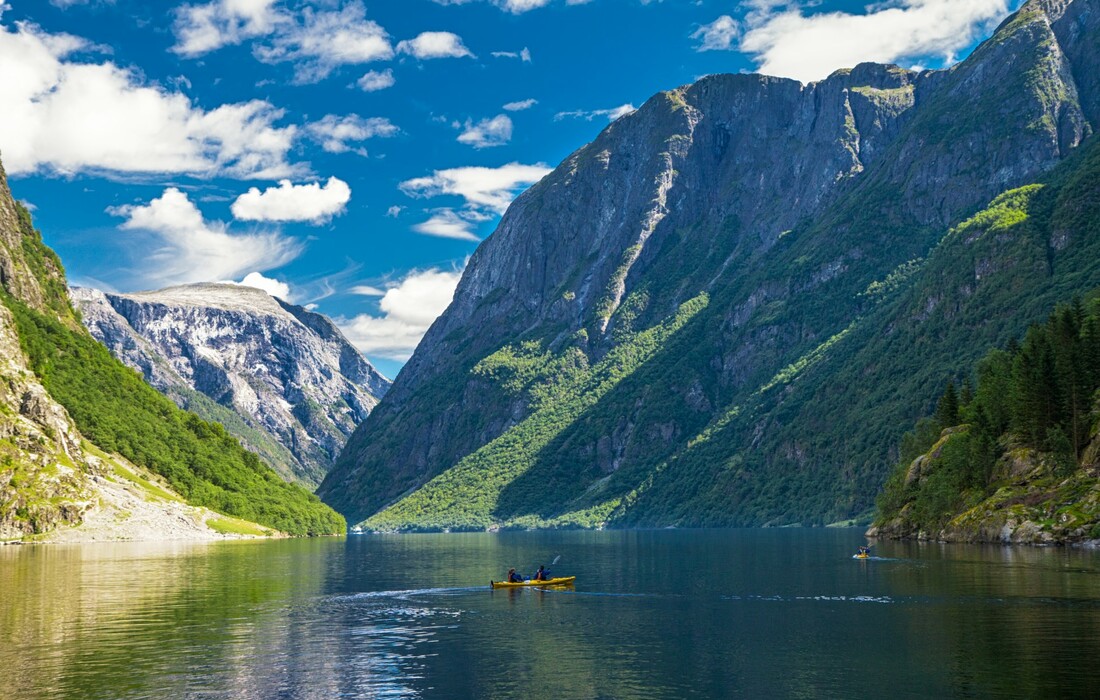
[2, 529, 1100, 699]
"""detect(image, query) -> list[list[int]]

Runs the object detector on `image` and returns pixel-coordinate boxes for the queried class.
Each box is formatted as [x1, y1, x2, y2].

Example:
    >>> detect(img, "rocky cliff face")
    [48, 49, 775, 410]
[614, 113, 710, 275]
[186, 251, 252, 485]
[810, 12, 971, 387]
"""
[73, 284, 390, 487]
[322, 0, 1100, 530]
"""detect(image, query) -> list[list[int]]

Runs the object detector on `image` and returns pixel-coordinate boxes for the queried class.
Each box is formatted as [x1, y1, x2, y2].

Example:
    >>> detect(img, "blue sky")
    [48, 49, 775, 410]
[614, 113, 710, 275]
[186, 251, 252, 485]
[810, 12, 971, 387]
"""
[0, 0, 1020, 378]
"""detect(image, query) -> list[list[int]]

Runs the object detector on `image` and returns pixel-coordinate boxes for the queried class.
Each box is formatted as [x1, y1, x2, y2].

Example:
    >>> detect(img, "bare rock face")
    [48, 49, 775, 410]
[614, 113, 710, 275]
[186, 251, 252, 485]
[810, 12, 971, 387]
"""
[322, 0, 1100, 529]
[72, 284, 390, 486]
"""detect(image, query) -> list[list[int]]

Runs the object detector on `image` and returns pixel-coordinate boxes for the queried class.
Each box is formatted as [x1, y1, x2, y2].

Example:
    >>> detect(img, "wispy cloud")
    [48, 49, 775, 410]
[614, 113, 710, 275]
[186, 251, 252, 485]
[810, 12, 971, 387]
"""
[338, 267, 464, 360]
[400, 162, 551, 241]
[456, 114, 513, 148]
[400, 162, 551, 213]
[231, 177, 351, 224]
[306, 114, 399, 154]
[555, 103, 636, 122]
[502, 98, 537, 111]
[253, 1, 393, 83]
[491, 47, 532, 61]
[110, 188, 302, 286]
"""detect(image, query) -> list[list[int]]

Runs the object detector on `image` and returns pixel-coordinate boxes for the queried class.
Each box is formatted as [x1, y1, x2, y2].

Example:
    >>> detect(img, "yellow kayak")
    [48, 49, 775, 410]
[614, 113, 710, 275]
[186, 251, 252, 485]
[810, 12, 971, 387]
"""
[490, 576, 575, 589]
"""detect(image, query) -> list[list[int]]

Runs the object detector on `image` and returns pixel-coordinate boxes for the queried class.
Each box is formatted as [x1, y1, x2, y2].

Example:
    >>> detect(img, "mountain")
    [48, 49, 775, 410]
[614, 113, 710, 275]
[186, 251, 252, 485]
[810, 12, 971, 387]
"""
[0, 157, 345, 540]
[320, 0, 1100, 531]
[72, 284, 390, 487]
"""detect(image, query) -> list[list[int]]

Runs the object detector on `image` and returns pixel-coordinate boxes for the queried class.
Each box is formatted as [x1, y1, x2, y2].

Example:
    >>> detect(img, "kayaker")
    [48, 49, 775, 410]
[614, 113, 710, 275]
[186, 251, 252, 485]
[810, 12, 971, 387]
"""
[857, 546, 871, 557]
[534, 565, 547, 581]
[508, 568, 524, 583]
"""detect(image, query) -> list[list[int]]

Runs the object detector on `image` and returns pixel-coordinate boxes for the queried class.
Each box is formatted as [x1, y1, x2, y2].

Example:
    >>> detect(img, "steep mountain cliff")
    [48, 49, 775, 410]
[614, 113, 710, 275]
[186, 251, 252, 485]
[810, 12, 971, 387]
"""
[321, 0, 1100, 530]
[73, 284, 390, 487]
[0, 157, 344, 539]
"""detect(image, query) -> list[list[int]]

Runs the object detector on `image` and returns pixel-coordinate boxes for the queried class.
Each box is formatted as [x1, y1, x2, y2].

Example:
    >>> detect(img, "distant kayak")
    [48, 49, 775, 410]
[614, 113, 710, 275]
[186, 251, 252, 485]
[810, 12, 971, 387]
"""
[490, 576, 576, 589]
[853, 553, 870, 559]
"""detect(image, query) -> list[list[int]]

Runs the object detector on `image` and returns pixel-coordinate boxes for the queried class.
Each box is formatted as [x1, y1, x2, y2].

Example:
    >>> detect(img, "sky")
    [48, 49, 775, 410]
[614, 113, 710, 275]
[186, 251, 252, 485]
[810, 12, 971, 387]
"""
[0, 0, 1022, 379]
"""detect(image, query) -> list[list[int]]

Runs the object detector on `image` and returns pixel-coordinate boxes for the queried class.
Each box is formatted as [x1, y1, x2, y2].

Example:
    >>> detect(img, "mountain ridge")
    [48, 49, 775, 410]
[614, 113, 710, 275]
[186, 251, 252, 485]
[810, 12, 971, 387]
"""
[322, 0, 1100, 530]
[73, 283, 389, 487]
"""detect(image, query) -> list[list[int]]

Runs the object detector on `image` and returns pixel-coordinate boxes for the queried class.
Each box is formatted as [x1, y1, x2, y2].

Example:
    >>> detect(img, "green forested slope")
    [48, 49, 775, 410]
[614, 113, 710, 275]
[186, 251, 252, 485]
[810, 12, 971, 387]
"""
[1, 200, 344, 536]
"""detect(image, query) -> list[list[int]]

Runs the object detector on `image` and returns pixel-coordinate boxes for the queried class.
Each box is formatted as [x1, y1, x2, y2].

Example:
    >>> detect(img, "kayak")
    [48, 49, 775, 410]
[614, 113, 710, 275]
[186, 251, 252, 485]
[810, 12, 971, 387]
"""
[853, 553, 870, 559]
[490, 576, 576, 589]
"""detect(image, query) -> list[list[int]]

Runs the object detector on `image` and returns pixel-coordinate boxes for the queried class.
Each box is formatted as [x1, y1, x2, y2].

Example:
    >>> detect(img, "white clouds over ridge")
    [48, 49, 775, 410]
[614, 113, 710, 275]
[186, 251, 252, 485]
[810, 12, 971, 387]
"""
[110, 188, 302, 286]
[697, 0, 1014, 83]
[338, 268, 463, 360]
[231, 177, 352, 224]
[400, 162, 550, 240]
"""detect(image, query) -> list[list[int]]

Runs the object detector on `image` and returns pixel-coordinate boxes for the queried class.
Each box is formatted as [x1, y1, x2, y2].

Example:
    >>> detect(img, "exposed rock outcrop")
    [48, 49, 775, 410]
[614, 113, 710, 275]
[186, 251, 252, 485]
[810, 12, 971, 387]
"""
[73, 284, 390, 486]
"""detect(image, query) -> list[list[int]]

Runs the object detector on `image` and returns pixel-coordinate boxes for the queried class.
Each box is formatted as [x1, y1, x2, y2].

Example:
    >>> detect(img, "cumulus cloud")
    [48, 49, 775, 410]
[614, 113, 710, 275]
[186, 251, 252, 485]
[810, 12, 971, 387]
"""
[400, 162, 551, 214]
[554, 103, 636, 122]
[306, 114, 399, 154]
[235, 271, 291, 300]
[385, 205, 403, 217]
[502, 98, 537, 111]
[172, 0, 282, 56]
[456, 114, 513, 149]
[254, 1, 393, 83]
[0, 20, 297, 178]
[396, 31, 473, 59]
[338, 268, 463, 360]
[231, 177, 351, 223]
[692, 15, 740, 51]
[110, 188, 302, 286]
[730, 0, 1013, 84]
[357, 68, 395, 91]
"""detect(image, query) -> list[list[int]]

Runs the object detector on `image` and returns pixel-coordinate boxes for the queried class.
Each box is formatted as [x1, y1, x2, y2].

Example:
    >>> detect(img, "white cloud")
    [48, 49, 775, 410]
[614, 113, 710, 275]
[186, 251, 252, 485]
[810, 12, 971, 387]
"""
[734, 0, 1012, 84]
[503, 98, 537, 111]
[110, 188, 301, 286]
[433, 0, 552, 12]
[306, 114, 399, 154]
[692, 15, 740, 51]
[0, 21, 298, 178]
[231, 177, 351, 224]
[412, 209, 482, 241]
[456, 114, 513, 149]
[554, 103, 636, 122]
[357, 68, 395, 91]
[172, 0, 282, 57]
[338, 268, 463, 360]
[385, 205, 404, 217]
[254, 1, 393, 83]
[396, 31, 473, 59]
[492, 46, 532, 61]
[349, 284, 385, 296]
[400, 162, 551, 213]
[235, 271, 291, 300]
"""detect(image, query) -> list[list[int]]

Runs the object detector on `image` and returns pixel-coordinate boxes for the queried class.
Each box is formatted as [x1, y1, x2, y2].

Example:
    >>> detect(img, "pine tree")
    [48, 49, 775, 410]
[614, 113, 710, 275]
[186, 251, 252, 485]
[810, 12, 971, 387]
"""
[936, 380, 960, 428]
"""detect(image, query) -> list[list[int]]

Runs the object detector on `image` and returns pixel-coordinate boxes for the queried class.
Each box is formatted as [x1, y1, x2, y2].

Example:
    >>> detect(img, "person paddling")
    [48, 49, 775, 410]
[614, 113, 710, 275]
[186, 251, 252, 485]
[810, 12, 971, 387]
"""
[507, 568, 524, 583]
[534, 565, 548, 581]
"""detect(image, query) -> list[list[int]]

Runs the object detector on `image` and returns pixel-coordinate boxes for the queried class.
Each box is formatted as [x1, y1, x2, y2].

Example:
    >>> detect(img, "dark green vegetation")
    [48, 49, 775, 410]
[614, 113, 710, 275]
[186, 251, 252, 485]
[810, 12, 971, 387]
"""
[1, 197, 344, 536]
[874, 293, 1100, 540]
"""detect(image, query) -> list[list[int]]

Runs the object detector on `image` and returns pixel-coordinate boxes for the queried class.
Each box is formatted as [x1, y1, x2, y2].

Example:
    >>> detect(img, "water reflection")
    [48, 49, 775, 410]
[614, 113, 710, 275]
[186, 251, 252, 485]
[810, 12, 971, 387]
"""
[2, 531, 1100, 699]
